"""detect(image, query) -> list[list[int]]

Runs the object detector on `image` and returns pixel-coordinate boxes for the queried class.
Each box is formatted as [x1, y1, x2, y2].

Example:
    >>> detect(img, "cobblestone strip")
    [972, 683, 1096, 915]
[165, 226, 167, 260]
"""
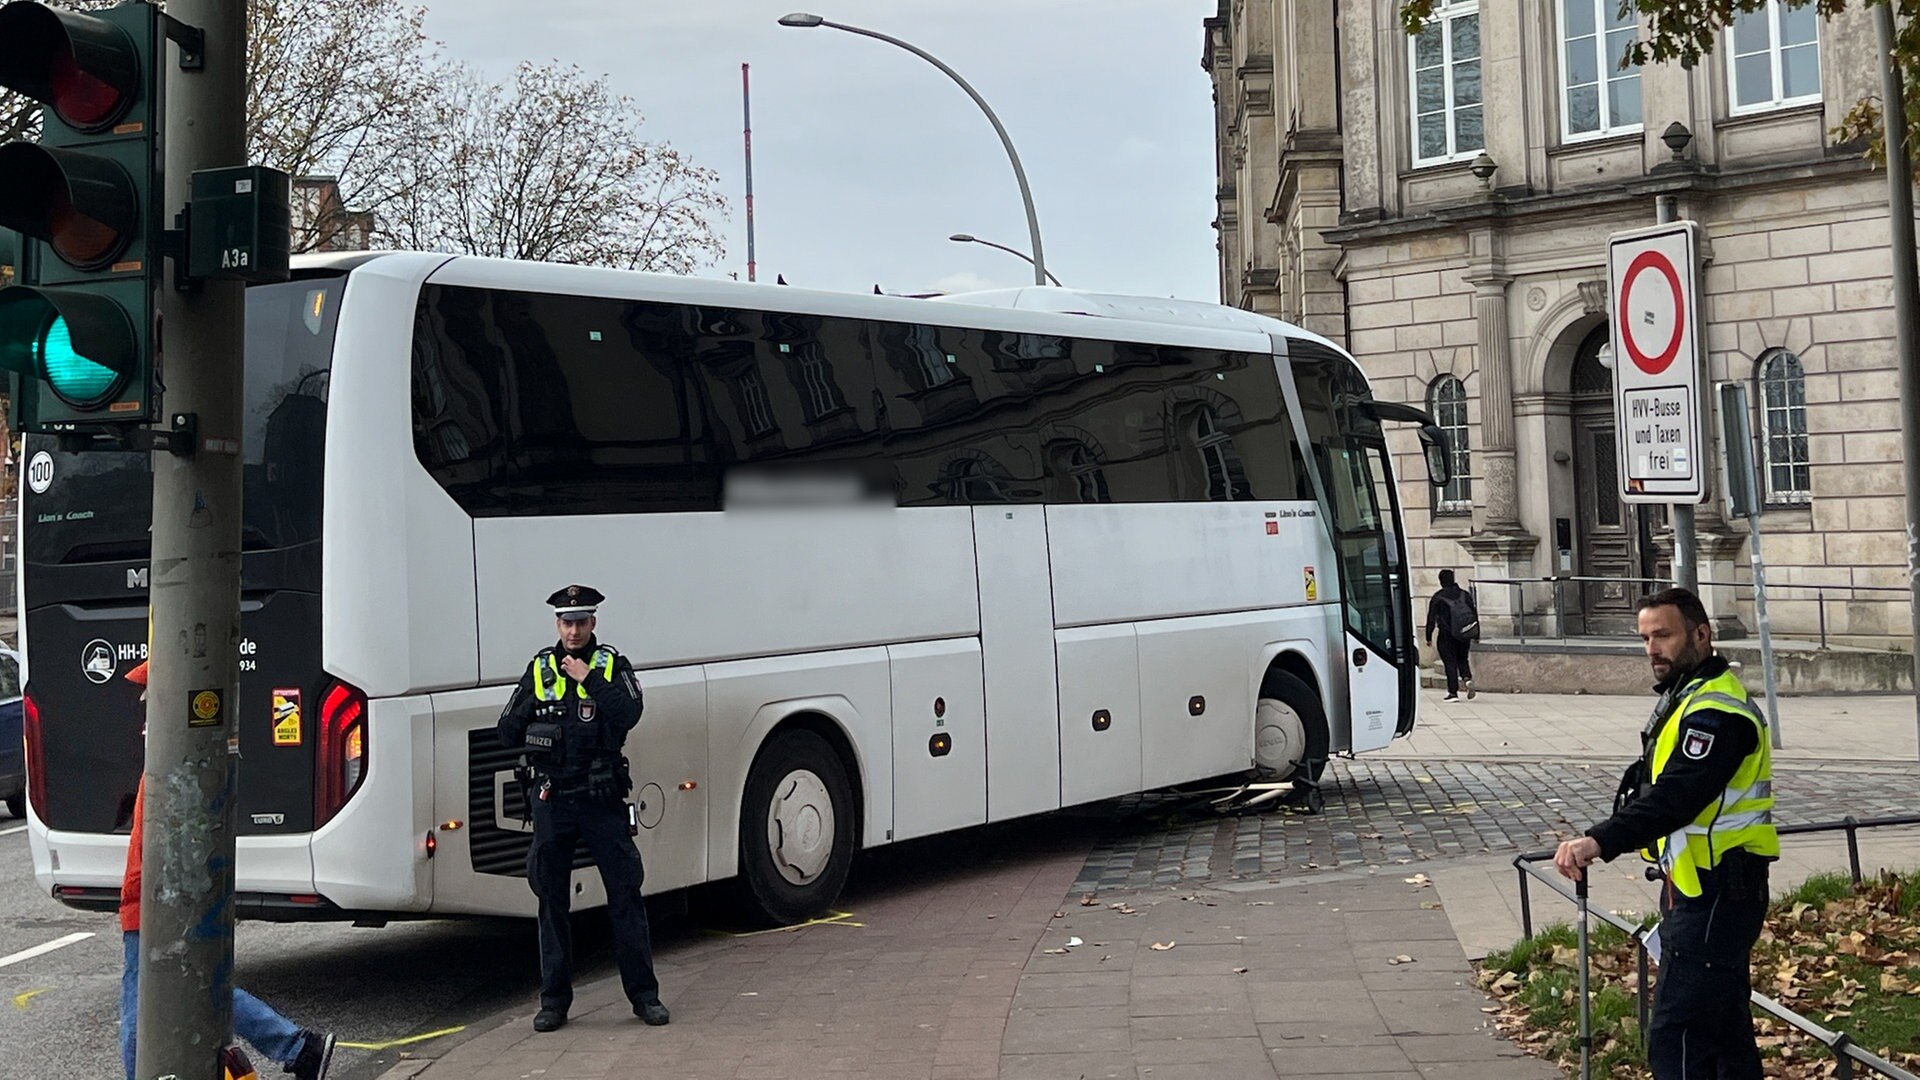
[1073, 760, 1918, 894]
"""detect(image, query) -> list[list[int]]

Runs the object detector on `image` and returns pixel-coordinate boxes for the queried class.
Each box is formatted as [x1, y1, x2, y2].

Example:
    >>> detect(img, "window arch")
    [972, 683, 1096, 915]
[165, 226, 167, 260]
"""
[1756, 350, 1810, 505]
[1427, 375, 1472, 514]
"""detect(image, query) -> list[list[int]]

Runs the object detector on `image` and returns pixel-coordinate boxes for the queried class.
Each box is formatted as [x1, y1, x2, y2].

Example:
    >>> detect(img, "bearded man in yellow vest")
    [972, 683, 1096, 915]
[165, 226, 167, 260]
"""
[1554, 587, 1777, 1079]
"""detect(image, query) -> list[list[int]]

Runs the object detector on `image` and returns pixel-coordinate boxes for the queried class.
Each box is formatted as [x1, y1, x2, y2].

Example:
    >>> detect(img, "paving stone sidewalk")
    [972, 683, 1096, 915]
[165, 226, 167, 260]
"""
[379, 687, 1917, 1080]
[378, 842, 1554, 1080]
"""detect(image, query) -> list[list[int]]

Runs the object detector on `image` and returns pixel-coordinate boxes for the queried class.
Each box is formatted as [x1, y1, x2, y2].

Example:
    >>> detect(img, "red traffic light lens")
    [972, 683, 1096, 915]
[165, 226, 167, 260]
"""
[48, 48, 125, 130]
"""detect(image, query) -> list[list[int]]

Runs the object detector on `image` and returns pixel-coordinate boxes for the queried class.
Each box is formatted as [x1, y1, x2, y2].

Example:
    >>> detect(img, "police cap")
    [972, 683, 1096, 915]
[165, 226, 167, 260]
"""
[547, 584, 604, 622]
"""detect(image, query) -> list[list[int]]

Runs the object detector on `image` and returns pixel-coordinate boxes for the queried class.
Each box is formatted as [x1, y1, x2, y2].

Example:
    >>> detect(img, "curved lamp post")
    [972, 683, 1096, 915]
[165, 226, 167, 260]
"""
[780, 12, 1050, 287]
[949, 233, 1062, 287]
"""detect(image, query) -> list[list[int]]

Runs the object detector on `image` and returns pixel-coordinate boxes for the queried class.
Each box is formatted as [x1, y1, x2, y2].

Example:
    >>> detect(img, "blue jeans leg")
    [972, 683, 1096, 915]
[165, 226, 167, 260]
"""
[121, 931, 138, 1080]
[232, 987, 305, 1066]
[120, 928, 308, 1074]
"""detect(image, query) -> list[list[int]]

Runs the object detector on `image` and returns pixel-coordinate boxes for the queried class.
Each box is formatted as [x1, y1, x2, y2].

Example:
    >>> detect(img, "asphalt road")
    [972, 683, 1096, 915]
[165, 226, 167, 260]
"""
[0, 806, 563, 1080]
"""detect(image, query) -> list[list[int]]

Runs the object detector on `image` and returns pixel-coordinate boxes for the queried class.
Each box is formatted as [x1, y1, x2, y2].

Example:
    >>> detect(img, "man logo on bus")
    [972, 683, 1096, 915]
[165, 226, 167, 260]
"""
[82, 639, 117, 684]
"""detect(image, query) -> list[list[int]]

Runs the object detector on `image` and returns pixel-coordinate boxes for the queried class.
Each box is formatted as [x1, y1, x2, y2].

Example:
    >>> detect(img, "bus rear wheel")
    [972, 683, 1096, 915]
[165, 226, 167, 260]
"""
[1255, 669, 1328, 783]
[738, 730, 855, 925]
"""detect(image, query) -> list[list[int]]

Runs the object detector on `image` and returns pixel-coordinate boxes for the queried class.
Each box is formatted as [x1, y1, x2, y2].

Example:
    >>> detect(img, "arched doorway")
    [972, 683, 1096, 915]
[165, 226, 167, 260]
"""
[1570, 324, 1668, 634]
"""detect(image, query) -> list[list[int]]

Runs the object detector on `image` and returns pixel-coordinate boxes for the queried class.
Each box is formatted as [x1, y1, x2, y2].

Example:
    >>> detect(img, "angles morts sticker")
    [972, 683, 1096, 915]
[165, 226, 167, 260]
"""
[272, 689, 303, 746]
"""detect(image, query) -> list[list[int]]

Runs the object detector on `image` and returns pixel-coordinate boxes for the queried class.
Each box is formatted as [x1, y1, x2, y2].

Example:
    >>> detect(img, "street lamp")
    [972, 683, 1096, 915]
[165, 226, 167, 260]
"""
[779, 12, 1050, 287]
[949, 233, 1062, 287]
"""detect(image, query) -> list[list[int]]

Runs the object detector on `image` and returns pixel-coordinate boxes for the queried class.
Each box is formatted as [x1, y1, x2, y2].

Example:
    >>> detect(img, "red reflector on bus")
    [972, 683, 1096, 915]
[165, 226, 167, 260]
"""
[288, 894, 323, 905]
[424, 831, 436, 859]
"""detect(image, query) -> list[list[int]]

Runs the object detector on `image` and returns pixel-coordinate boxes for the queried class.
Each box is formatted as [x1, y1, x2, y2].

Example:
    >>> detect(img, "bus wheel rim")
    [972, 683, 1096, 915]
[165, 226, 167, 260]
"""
[1255, 697, 1307, 775]
[766, 768, 834, 886]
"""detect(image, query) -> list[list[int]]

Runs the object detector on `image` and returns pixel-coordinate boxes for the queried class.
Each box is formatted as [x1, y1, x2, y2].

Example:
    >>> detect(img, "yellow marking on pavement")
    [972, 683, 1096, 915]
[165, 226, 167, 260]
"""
[709, 910, 865, 938]
[337, 1025, 466, 1051]
[12, 989, 47, 1009]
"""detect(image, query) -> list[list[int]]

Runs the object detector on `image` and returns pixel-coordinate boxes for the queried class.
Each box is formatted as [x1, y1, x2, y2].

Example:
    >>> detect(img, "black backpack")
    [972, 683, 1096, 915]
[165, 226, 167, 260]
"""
[1443, 593, 1480, 641]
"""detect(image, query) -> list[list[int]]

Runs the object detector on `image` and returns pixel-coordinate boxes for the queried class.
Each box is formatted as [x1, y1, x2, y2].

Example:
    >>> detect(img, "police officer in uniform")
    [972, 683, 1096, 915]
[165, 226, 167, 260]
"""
[498, 585, 669, 1032]
[1555, 587, 1776, 1079]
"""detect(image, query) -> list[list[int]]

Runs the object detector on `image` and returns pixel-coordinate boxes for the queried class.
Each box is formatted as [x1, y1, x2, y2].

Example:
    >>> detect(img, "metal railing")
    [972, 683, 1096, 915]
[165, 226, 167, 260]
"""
[1512, 814, 1920, 1080]
[1469, 575, 1910, 650]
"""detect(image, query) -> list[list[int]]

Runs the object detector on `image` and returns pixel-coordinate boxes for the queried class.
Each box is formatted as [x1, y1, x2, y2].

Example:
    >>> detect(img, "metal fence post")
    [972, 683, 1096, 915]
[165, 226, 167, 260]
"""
[1845, 816, 1862, 883]
[1637, 943, 1650, 1052]
[1819, 587, 1828, 650]
[1517, 862, 1534, 940]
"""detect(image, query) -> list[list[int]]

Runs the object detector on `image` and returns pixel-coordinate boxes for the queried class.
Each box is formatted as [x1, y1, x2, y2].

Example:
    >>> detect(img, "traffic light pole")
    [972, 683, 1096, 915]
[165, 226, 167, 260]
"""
[135, 1, 248, 1076]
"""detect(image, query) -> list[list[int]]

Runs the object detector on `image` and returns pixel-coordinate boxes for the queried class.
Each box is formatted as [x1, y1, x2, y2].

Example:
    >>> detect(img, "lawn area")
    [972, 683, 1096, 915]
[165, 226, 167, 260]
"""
[1479, 869, 1920, 1078]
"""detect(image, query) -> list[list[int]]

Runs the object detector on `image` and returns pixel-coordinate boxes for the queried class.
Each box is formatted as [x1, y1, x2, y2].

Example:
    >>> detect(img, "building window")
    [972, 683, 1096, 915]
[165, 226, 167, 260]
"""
[1409, 0, 1483, 166]
[1048, 440, 1111, 504]
[1427, 376, 1473, 514]
[1561, 0, 1641, 140]
[1191, 406, 1253, 501]
[1757, 351, 1810, 505]
[1729, 0, 1820, 114]
[735, 367, 776, 438]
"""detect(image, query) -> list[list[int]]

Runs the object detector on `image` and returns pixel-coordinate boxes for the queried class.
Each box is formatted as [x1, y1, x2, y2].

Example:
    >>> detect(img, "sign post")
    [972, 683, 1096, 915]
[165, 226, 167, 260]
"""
[1718, 381, 1784, 749]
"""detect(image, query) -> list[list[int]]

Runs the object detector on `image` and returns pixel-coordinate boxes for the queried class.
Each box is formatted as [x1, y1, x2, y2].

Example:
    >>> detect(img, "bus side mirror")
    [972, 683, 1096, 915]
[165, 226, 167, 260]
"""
[1418, 425, 1451, 488]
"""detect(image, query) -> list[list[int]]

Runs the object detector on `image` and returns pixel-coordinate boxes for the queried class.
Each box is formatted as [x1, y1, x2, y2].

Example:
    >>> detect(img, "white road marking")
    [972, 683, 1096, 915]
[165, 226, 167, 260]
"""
[0, 825, 28, 838]
[0, 932, 95, 970]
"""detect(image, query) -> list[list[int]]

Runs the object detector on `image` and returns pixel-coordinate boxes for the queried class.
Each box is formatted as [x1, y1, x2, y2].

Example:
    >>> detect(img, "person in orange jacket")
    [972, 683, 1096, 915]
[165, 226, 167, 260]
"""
[119, 659, 336, 1080]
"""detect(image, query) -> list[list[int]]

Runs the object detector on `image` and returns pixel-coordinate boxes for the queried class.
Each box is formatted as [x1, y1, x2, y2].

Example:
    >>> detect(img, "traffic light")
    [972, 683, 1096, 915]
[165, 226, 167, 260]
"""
[0, 0, 164, 431]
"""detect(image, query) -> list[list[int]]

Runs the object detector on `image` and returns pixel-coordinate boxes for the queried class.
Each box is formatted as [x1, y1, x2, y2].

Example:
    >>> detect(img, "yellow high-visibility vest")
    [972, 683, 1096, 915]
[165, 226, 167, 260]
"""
[531, 649, 615, 702]
[1639, 667, 1778, 897]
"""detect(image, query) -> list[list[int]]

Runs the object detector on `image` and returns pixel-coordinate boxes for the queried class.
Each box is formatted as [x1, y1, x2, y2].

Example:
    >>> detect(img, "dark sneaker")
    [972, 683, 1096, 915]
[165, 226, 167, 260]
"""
[1442, 694, 1459, 702]
[533, 1007, 568, 1033]
[288, 1031, 335, 1080]
[1465, 680, 1476, 700]
[635, 1000, 670, 1026]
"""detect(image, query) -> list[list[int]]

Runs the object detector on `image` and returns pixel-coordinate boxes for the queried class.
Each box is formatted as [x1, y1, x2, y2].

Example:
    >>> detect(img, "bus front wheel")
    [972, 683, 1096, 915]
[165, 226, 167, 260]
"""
[1255, 670, 1328, 783]
[738, 730, 855, 925]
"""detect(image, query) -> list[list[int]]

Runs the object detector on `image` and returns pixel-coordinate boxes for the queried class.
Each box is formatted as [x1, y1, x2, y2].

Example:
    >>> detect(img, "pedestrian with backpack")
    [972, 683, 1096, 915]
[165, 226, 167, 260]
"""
[1424, 569, 1480, 701]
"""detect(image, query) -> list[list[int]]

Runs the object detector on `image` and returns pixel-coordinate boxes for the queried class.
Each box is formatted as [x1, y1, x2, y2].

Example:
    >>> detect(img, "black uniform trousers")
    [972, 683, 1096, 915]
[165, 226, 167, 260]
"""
[1435, 635, 1473, 696]
[1649, 852, 1770, 1080]
[527, 794, 661, 1013]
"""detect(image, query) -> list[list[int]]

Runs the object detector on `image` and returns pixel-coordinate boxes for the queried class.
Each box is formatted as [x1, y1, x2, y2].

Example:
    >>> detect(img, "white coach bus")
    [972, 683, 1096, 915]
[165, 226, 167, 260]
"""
[22, 253, 1449, 924]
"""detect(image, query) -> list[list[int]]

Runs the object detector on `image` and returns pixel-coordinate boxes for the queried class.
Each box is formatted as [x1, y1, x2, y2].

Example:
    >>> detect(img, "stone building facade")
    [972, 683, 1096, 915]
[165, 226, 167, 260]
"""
[1206, 0, 1911, 646]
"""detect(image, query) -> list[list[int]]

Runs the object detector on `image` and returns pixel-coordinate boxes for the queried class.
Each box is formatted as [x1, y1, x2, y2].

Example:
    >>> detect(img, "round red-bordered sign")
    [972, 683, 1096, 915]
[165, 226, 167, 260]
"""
[1618, 249, 1686, 376]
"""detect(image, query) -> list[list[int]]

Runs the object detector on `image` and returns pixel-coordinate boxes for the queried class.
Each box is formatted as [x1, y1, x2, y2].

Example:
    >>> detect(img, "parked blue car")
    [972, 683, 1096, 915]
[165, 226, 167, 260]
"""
[0, 647, 23, 820]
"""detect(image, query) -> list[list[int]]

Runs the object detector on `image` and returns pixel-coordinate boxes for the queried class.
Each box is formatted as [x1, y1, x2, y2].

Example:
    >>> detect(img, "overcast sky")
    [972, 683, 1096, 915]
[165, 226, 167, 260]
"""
[421, 1, 1223, 301]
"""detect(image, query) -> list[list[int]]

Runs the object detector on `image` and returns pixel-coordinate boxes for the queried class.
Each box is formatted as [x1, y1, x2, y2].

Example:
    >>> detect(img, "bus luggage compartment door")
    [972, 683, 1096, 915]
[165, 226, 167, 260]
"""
[972, 506, 1061, 822]
[888, 639, 985, 842]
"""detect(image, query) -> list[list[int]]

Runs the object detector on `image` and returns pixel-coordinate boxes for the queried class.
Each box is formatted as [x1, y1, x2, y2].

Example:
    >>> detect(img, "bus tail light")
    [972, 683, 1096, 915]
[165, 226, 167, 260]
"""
[314, 680, 368, 828]
[23, 692, 46, 820]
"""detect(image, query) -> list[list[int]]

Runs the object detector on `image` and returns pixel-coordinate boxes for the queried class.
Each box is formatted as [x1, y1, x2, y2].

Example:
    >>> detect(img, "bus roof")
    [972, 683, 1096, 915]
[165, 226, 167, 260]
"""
[288, 252, 1343, 358]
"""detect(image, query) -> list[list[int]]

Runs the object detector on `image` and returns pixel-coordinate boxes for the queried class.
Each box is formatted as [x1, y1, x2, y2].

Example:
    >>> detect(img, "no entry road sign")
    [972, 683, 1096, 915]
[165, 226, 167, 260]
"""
[1608, 220, 1706, 503]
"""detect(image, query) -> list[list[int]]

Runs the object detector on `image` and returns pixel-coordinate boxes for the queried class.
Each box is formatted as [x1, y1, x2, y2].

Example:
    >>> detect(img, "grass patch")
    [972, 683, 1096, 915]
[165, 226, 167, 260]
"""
[1478, 868, 1920, 1078]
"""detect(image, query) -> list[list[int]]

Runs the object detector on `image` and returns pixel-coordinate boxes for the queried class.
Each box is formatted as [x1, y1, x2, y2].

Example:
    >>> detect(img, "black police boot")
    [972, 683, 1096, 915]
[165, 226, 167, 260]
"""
[635, 999, 670, 1026]
[288, 1031, 336, 1080]
[533, 1007, 568, 1033]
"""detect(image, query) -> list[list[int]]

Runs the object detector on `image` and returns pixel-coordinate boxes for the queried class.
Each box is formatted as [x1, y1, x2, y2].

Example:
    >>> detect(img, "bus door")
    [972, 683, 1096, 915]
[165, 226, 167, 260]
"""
[1316, 439, 1410, 753]
[972, 505, 1061, 821]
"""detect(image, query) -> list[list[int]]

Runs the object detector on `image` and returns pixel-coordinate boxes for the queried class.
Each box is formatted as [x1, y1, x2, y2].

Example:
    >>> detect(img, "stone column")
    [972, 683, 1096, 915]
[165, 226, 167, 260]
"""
[1468, 274, 1521, 529]
[1460, 271, 1540, 634]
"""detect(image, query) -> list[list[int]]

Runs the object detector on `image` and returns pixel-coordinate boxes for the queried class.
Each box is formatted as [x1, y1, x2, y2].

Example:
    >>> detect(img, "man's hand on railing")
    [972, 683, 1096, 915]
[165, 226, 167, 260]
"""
[1554, 836, 1602, 881]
